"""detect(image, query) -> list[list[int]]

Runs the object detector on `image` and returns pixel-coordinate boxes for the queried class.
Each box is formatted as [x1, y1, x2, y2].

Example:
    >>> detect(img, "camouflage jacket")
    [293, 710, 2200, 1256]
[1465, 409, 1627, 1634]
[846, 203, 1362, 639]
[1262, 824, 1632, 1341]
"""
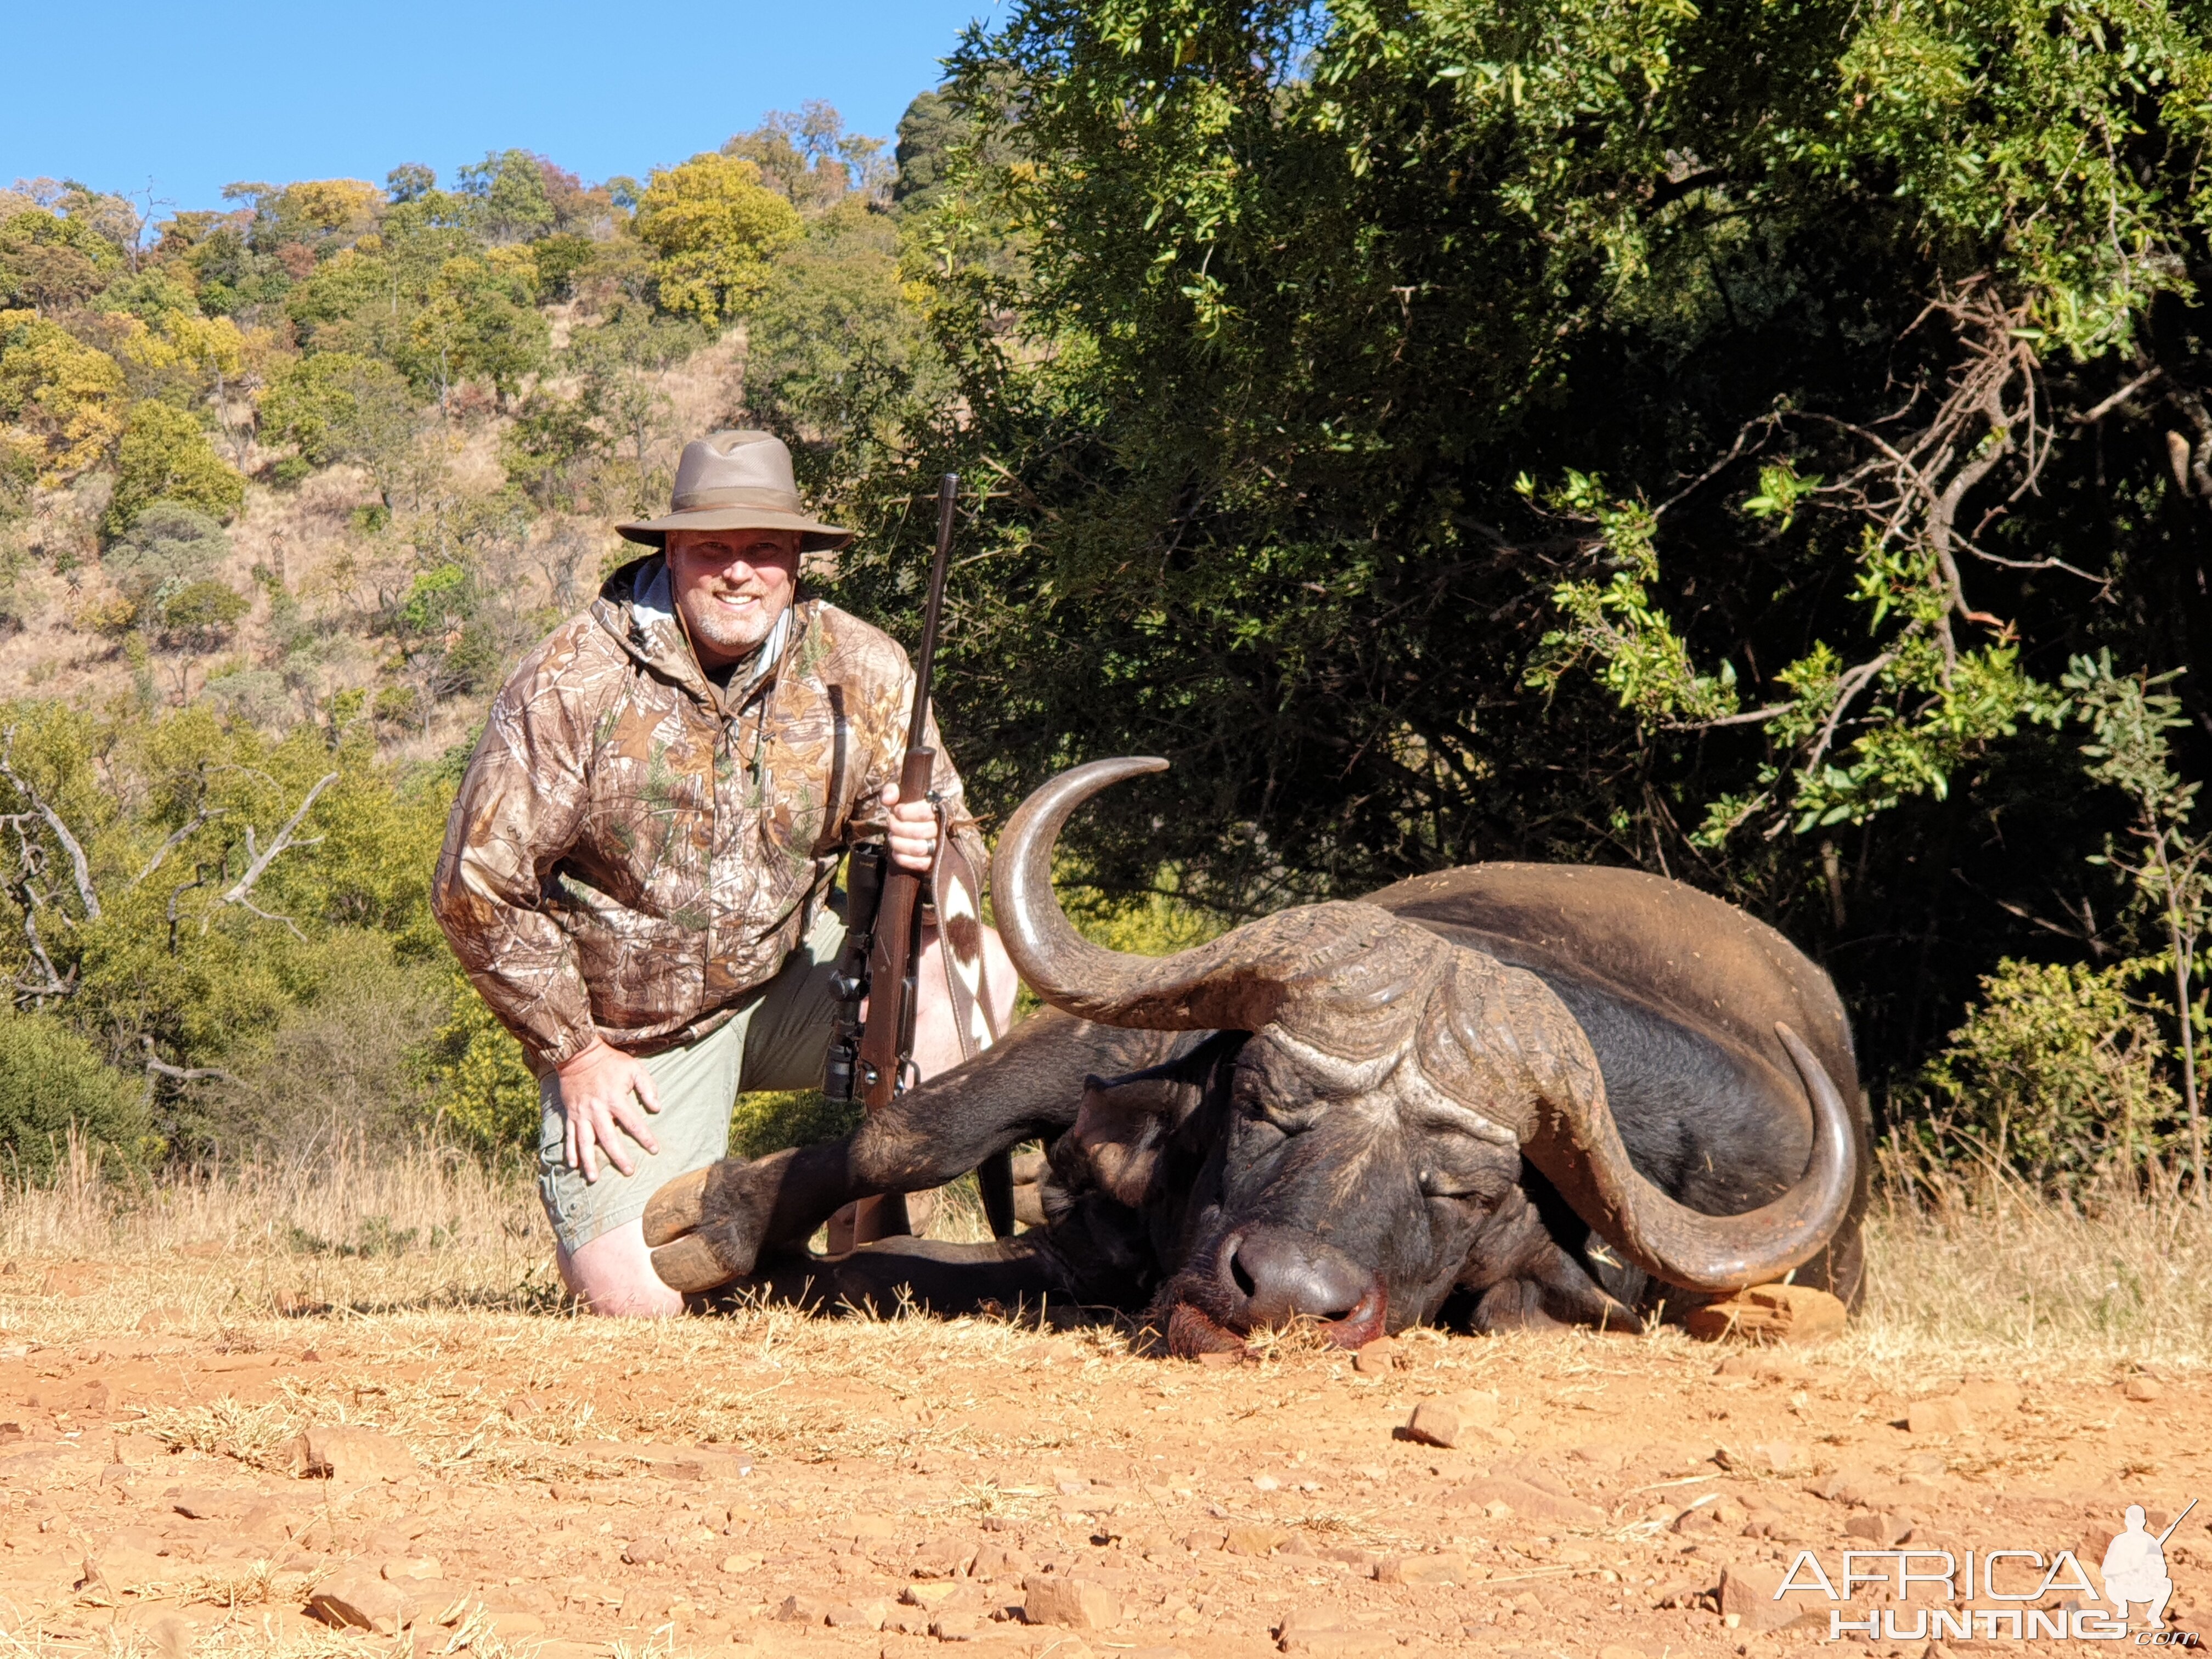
[432, 555, 986, 1073]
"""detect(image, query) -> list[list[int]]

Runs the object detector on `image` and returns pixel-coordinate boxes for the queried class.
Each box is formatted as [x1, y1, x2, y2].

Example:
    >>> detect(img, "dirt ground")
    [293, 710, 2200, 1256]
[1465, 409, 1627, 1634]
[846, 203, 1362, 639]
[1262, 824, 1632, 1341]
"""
[0, 1234, 2203, 1659]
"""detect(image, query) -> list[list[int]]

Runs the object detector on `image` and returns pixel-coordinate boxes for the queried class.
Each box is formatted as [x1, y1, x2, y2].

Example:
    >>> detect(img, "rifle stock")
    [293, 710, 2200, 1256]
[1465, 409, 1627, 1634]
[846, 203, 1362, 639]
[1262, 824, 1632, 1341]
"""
[843, 473, 958, 1245]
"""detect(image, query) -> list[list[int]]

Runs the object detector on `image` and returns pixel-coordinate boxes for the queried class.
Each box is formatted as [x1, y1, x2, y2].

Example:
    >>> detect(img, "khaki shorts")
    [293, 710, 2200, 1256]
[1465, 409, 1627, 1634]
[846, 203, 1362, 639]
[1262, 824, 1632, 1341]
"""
[537, 906, 847, 1253]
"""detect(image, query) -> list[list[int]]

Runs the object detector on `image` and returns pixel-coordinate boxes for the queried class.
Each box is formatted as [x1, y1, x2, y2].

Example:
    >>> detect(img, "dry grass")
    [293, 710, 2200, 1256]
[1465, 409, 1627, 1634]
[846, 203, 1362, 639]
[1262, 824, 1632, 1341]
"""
[1859, 1173, 2212, 1369]
[4, 1141, 2209, 1392]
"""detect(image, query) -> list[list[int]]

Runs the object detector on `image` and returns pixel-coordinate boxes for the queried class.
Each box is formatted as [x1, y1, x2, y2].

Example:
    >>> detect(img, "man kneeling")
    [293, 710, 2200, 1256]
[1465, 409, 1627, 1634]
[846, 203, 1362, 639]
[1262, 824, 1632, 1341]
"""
[433, 431, 1013, 1314]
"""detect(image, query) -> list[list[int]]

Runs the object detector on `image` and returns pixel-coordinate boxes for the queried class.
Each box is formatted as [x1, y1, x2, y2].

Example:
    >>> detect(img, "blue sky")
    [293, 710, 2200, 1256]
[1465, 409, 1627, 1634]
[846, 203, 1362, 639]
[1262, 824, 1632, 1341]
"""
[3, 1, 1005, 216]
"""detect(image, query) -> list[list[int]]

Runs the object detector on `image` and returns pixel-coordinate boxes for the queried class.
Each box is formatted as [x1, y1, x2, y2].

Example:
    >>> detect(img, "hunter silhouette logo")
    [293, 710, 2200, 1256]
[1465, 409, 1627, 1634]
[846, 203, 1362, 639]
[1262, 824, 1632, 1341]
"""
[2102, 1502, 2194, 1631]
[1775, 1497, 2202, 1643]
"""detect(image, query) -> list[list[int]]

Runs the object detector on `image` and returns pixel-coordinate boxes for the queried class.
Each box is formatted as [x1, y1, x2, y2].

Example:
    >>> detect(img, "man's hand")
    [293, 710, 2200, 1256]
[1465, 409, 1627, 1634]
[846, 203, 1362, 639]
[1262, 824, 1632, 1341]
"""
[554, 1037, 661, 1182]
[883, 781, 939, 874]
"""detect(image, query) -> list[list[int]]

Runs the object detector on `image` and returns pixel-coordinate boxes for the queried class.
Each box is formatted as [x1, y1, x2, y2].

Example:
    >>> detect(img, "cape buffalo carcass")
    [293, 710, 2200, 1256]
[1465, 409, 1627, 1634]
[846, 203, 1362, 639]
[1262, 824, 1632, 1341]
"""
[644, 759, 1867, 1351]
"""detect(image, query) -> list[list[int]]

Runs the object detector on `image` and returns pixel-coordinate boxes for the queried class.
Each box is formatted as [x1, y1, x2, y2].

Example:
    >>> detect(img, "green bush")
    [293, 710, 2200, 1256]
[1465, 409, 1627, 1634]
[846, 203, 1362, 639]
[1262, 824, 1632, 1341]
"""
[0, 703, 454, 1170]
[1922, 958, 2177, 1195]
[159, 579, 249, 642]
[102, 500, 227, 605]
[417, 972, 539, 1155]
[102, 403, 245, 539]
[258, 352, 413, 470]
[0, 1010, 146, 1178]
[729, 1090, 861, 1161]
[399, 565, 470, 634]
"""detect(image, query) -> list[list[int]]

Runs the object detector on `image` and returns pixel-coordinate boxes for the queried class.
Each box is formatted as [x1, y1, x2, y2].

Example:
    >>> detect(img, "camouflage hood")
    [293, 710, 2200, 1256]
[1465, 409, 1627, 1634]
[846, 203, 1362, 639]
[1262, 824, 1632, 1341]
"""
[433, 556, 985, 1072]
[589, 556, 791, 709]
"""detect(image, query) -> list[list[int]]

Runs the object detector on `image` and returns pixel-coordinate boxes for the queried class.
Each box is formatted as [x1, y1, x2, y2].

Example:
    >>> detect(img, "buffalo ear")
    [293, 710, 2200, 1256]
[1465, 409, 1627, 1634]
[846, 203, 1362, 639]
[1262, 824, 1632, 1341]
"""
[1062, 1033, 1244, 1208]
[1070, 1074, 1177, 1206]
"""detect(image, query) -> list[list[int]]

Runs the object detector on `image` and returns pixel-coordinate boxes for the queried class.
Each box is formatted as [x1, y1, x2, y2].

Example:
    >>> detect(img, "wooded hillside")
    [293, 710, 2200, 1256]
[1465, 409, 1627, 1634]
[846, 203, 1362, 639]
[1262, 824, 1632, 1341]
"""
[5, 0, 2211, 1202]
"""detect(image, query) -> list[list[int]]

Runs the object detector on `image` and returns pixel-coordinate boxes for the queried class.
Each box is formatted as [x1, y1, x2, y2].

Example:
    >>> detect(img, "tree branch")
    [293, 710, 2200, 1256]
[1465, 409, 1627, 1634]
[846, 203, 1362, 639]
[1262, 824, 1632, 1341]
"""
[2070, 366, 2163, 426]
[134, 802, 228, 887]
[222, 773, 336, 910]
[1671, 703, 1795, 732]
[0, 730, 101, 922]
[139, 1035, 232, 1086]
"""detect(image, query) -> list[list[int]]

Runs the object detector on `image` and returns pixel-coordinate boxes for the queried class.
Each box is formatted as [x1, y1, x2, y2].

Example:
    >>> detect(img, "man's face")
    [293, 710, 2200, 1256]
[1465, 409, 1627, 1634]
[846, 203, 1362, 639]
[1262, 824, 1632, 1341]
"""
[666, 527, 802, 667]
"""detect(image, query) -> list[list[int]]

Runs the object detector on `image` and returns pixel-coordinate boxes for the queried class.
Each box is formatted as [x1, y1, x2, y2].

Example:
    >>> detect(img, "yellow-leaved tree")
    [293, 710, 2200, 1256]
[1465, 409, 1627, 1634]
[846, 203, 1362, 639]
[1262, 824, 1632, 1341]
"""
[0, 309, 128, 480]
[629, 154, 802, 329]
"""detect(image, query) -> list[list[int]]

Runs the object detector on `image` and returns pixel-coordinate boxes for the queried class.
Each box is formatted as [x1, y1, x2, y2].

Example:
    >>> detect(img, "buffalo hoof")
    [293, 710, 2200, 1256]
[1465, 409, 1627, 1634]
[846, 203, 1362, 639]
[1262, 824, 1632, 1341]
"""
[642, 1151, 795, 1293]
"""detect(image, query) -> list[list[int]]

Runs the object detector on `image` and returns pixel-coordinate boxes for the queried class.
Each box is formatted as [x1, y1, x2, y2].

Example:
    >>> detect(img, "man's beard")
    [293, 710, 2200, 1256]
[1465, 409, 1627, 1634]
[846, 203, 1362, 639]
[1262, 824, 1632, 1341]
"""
[679, 586, 790, 659]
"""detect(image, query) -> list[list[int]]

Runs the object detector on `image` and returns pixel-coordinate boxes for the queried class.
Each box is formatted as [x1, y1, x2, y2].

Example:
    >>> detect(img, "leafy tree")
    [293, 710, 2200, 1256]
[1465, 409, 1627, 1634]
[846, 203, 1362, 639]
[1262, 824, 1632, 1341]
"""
[259, 352, 416, 483]
[0, 703, 451, 1161]
[403, 252, 549, 406]
[893, 91, 960, 210]
[725, 103, 890, 215]
[386, 164, 437, 205]
[823, 0, 2212, 1091]
[630, 154, 804, 327]
[533, 157, 619, 236]
[102, 401, 245, 537]
[106, 307, 251, 413]
[1922, 960, 2176, 1196]
[746, 201, 940, 497]
[0, 207, 123, 311]
[181, 221, 289, 317]
[261, 179, 385, 252]
[504, 304, 704, 513]
[529, 233, 596, 301]
[285, 233, 546, 407]
[93, 268, 200, 325]
[456, 150, 557, 244]
[0, 308, 128, 478]
[2066, 653, 2212, 1193]
[415, 971, 537, 1154]
[157, 579, 249, 642]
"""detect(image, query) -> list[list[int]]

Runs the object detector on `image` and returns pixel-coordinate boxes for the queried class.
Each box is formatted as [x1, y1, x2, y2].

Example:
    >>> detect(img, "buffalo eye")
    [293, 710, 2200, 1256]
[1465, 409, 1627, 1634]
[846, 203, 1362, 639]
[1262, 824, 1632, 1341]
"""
[1231, 1073, 1321, 1135]
[1417, 1156, 1505, 1202]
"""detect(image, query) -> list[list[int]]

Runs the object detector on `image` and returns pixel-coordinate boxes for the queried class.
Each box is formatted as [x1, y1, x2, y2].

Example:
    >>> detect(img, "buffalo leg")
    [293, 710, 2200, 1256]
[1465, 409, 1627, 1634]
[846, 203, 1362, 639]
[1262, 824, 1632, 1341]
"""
[978, 1149, 1017, 1238]
[684, 1234, 1073, 1320]
[644, 1012, 1174, 1293]
[1457, 1187, 1639, 1334]
[825, 1234, 1070, 1318]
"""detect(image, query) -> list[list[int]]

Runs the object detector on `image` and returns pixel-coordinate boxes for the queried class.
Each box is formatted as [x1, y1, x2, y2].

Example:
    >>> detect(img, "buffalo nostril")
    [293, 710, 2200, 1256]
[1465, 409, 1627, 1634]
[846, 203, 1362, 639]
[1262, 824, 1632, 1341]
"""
[1229, 1251, 1257, 1299]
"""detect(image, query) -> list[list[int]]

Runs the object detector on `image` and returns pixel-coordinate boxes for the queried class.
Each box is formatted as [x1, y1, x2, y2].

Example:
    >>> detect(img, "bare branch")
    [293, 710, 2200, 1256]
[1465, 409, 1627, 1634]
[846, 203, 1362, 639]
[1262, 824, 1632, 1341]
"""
[230, 891, 308, 943]
[0, 730, 100, 922]
[167, 860, 216, 956]
[2071, 366, 2163, 426]
[134, 803, 229, 887]
[222, 772, 337, 910]
[1671, 703, 1796, 731]
[12, 900, 70, 1003]
[1654, 411, 1784, 518]
[1800, 652, 1898, 783]
[139, 1035, 232, 1086]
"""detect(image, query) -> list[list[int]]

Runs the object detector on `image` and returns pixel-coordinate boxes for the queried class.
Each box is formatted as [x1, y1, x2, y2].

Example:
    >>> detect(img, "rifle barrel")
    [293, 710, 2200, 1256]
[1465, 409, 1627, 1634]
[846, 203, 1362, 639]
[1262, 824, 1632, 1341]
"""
[2158, 1498, 2198, 1544]
[907, 474, 957, 753]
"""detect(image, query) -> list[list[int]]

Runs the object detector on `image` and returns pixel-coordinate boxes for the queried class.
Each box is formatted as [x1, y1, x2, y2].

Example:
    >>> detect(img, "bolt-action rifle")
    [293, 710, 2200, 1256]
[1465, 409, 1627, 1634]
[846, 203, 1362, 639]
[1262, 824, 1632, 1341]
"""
[821, 474, 960, 1244]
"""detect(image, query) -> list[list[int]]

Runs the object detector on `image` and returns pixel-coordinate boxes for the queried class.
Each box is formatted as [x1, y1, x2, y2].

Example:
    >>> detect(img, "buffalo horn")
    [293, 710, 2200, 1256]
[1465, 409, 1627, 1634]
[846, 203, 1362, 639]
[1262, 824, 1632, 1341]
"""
[1511, 1015, 1858, 1294]
[991, 757, 1426, 1042]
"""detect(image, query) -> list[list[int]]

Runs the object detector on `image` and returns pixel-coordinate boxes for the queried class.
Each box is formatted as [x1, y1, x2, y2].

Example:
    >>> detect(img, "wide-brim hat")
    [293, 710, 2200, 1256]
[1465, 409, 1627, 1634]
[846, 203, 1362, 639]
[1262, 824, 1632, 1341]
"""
[617, 430, 854, 551]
